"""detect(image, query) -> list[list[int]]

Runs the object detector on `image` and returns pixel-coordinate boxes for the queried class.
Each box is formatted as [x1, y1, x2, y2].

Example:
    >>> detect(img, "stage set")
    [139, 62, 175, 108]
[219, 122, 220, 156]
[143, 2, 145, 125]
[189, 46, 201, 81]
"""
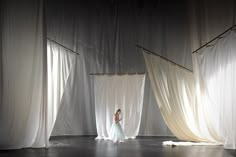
[0, 0, 236, 157]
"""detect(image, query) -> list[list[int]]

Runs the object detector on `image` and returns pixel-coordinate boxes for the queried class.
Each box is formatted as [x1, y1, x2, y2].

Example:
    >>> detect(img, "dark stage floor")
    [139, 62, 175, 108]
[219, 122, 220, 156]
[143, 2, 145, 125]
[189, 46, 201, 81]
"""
[0, 136, 235, 157]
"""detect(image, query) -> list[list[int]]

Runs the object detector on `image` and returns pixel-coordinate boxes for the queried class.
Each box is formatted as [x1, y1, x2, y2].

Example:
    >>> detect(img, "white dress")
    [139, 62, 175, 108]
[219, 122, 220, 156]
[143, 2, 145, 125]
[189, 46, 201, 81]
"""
[109, 116, 125, 142]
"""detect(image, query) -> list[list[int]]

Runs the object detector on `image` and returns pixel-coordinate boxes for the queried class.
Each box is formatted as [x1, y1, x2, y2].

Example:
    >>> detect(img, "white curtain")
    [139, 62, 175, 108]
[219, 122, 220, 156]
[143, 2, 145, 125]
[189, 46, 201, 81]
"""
[193, 30, 236, 149]
[47, 41, 76, 138]
[0, 0, 46, 149]
[94, 75, 145, 139]
[143, 52, 221, 143]
[144, 28, 236, 149]
[51, 53, 96, 136]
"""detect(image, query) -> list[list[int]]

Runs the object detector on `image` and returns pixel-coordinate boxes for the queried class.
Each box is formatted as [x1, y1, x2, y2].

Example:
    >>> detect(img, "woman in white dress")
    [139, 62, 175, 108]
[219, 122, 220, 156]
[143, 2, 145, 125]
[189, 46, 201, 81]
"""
[109, 109, 125, 143]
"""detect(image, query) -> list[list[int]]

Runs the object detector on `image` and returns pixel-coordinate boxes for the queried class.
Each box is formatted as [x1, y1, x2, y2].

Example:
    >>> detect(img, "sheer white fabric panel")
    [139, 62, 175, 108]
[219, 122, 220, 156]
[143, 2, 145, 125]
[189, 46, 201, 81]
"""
[143, 52, 221, 143]
[0, 0, 46, 149]
[143, 52, 201, 141]
[51, 54, 97, 136]
[193, 30, 236, 149]
[47, 41, 76, 137]
[94, 75, 145, 139]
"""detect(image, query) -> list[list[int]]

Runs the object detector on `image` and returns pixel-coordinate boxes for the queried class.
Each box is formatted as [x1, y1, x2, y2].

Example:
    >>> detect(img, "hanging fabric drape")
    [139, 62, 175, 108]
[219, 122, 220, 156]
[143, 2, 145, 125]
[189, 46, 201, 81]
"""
[0, 0, 46, 149]
[51, 53, 96, 136]
[47, 40, 76, 138]
[143, 52, 221, 143]
[193, 30, 236, 149]
[94, 75, 145, 139]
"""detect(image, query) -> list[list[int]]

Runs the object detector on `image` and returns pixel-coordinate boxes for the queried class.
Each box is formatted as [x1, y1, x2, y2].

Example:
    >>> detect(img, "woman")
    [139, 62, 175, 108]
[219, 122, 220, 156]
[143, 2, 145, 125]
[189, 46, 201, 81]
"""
[109, 109, 126, 143]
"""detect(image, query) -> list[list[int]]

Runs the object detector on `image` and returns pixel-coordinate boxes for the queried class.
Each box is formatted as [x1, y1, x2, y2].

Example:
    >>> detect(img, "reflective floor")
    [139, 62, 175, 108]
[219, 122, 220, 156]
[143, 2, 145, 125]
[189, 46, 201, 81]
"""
[0, 136, 235, 157]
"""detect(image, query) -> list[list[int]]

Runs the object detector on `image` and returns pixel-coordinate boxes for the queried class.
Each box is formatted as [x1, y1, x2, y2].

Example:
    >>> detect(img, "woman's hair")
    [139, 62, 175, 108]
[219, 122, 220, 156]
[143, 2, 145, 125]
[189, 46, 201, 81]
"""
[116, 109, 121, 114]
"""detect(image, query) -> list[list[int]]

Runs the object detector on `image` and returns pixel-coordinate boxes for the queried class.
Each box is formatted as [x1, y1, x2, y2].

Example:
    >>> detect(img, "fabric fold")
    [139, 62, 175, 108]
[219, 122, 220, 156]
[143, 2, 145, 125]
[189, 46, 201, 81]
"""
[94, 74, 145, 140]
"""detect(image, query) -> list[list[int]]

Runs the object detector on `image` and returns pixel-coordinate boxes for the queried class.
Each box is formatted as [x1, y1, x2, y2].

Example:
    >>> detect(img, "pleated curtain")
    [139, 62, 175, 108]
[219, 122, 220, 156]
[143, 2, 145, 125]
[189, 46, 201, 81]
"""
[94, 75, 145, 139]
[51, 53, 97, 136]
[143, 52, 216, 142]
[144, 30, 236, 149]
[193, 30, 236, 149]
[47, 41, 76, 138]
[0, 0, 46, 149]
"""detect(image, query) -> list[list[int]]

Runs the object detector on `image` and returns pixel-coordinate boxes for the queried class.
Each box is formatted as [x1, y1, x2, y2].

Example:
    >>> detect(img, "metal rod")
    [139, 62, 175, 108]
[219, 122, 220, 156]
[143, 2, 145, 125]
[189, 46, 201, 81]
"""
[192, 25, 236, 54]
[90, 72, 146, 75]
[47, 38, 79, 55]
[136, 44, 193, 72]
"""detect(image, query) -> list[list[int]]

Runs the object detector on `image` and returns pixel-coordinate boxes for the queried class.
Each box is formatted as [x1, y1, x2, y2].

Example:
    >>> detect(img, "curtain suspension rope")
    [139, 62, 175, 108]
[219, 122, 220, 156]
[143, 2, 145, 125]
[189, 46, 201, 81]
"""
[47, 38, 79, 55]
[136, 44, 193, 72]
[192, 25, 236, 54]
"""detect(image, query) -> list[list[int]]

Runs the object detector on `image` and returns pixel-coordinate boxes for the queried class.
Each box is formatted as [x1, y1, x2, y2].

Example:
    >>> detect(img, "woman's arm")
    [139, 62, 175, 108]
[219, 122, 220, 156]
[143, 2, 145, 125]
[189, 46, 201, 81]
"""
[119, 116, 122, 121]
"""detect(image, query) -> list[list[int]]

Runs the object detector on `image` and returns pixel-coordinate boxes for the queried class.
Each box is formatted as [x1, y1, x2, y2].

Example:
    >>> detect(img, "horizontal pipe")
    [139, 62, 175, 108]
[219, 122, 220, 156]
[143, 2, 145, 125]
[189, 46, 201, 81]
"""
[136, 44, 193, 72]
[192, 25, 236, 54]
[47, 38, 79, 56]
[89, 72, 146, 75]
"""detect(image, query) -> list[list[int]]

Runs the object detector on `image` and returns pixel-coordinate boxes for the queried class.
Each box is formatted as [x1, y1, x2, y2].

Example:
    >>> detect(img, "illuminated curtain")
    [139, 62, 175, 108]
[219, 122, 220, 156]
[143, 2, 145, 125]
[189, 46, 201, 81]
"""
[51, 53, 96, 136]
[0, 0, 46, 149]
[47, 40, 76, 137]
[94, 74, 145, 139]
[193, 30, 236, 149]
[144, 29, 236, 149]
[143, 52, 221, 143]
